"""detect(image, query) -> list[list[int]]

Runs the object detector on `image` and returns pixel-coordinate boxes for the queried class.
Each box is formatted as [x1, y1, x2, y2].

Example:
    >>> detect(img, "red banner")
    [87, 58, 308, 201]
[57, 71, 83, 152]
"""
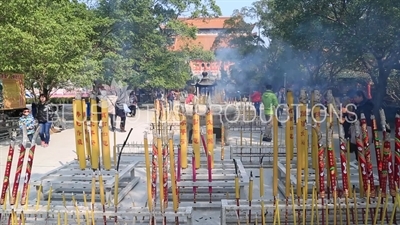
[189, 60, 233, 76]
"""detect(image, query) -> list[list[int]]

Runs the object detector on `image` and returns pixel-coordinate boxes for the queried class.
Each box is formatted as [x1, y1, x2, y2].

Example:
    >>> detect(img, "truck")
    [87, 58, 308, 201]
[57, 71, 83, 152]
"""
[0, 73, 26, 141]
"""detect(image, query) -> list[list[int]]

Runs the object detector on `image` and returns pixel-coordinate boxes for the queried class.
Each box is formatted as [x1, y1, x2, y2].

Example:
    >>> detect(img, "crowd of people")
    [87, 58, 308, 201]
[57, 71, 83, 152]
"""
[18, 81, 376, 156]
[250, 84, 376, 154]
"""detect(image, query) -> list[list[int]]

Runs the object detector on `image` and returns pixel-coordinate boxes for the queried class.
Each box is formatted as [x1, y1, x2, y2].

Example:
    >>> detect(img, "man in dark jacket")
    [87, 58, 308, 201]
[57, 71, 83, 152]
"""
[348, 90, 374, 160]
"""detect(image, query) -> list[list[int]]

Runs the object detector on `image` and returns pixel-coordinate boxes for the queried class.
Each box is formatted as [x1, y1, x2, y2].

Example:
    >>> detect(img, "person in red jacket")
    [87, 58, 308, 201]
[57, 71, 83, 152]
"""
[251, 90, 262, 116]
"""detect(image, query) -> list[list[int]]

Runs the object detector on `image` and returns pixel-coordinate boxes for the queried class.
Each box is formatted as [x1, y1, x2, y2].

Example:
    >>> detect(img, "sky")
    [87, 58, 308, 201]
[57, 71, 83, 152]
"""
[215, 0, 255, 16]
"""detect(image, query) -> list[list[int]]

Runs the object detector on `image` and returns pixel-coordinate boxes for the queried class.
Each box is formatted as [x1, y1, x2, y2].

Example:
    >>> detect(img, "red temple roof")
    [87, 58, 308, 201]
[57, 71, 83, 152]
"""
[171, 35, 228, 51]
[178, 17, 230, 29]
[170, 17, 231, 51]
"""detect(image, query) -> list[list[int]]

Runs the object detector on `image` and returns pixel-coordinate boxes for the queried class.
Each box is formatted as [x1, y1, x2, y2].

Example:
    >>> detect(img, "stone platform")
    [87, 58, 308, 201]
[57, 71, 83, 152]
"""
[169, 159, 249, 208]
[30, 160, 140, 203]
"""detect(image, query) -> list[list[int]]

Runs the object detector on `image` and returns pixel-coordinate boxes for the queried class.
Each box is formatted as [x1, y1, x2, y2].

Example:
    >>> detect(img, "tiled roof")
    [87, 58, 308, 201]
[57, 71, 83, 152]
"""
[178, 17, 230, 29]
[170, 34, 228, 51]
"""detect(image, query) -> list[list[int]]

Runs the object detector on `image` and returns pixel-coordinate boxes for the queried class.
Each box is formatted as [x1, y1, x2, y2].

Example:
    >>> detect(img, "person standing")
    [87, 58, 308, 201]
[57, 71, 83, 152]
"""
[93, 82, 103, 124]
[128, 91, 138, 117]
[276, 86, 285, 125]
[167, 90, 175, 111]
[115, 92, 129, 132]
[35, 94, 55, 147]
[348, 90, 374, 160]
[262, 84, 279, 142]
[106, 93, 118, 131]
[251, 90, 262, 117]
[19, 108, 36, 143]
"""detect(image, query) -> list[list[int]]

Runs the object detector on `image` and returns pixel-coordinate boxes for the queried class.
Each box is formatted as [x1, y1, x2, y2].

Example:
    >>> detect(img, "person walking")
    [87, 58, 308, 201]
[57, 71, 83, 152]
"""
[262, 84, 279, 142]
[34, 94, 55, 147]
[251, 90, 262, 117]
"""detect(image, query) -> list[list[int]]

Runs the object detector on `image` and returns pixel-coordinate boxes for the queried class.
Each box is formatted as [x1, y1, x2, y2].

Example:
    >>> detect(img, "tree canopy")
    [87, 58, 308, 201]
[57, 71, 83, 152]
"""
[0, 0, 221, 95]
[2, 0, 400, 110]
[216, 0, 400, 110]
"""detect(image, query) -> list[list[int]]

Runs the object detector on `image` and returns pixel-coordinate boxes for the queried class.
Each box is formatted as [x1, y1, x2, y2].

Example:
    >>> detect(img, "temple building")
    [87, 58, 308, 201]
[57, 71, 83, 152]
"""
[170, 17, 234, 78]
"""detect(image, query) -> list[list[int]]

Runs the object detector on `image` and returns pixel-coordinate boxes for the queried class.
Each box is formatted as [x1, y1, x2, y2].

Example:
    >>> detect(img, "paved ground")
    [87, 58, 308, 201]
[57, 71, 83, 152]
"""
[0, 105, 395, 224]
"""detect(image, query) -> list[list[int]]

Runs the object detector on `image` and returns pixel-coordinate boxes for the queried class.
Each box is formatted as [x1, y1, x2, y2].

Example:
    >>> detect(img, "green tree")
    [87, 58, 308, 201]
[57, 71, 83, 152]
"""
[259, 0, 400, 111]
[91, 0, 221, 89]
[0, 0, 97, 97]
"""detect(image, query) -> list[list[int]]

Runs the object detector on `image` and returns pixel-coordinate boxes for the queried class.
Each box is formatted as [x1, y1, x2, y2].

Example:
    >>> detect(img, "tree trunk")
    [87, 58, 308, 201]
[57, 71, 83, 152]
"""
[372, 62, 389, 129]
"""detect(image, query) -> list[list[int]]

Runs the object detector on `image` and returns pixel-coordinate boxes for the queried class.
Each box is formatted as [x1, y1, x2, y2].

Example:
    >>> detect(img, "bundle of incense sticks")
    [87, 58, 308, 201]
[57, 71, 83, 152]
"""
[360, 113, 376, 197]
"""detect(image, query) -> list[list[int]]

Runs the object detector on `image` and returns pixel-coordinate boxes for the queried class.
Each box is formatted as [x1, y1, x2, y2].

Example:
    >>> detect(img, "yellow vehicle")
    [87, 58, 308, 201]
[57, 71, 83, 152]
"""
[0, 73, 26, 141]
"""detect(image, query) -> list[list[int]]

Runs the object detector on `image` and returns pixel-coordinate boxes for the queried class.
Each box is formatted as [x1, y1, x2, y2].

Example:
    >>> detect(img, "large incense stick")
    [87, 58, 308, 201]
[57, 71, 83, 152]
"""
[200, 133, 213, 203]
[168, 133, 179, 225]
[233, 159, 240, 219]
[144, 132, 152, 223]
[360, 113, 376, 197]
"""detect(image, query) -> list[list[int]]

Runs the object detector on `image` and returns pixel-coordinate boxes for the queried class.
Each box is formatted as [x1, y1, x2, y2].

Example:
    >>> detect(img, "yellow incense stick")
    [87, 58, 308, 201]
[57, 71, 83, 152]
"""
[260, 159, 265, 225]
[62, 191, 66, 208]
[273, 196, 279, 225]
[373, 189, 382, 225]
[276, 196, 281, 225]
[57, 212, 61, 225]
[221, 124, 225, 160]
[3, 188, 7, 210]
[354, 188, 359, 225]
[36, 184, 42, 210]
[273, 110, 278, 197]
[113, 131, 117, 168]
[86, 210, 90, 225]
[346, 141, 353, 198]
[157, 137, 164, 210]
[21, 212, 25, 225]
[47, 186, 53, 211]
[334, 188, 337, 225]
[302, 186, 306, 225]
[285, 108, 292, 197]
[290, 184, 297, 225]
[73, 194, 81, 225]
[99, 174, 105, 206]
[24, 184, 30, 210]
[83, 191, 87, 208]
[64, 211, 68, 225]
[338, 196, 343, 225]
[345, 194, 350, 225]
[296, 112, 303, 196]
[15, 191, 20, 209]
[365, 183, 370, 225]
[325, 191, 328, 225]
[315, 186, 319, 225]
[91, 208, 95, 225]
[311, 185, 315, 225]
[114, 173, 119, 206]
[91, 173, 96, 207]
[381, 193, 389, 225]
[143, 132, 152, 211]
[389, 187, 399, 225]
[169, 133, 179, 212]
[11, 211, 15, 225]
